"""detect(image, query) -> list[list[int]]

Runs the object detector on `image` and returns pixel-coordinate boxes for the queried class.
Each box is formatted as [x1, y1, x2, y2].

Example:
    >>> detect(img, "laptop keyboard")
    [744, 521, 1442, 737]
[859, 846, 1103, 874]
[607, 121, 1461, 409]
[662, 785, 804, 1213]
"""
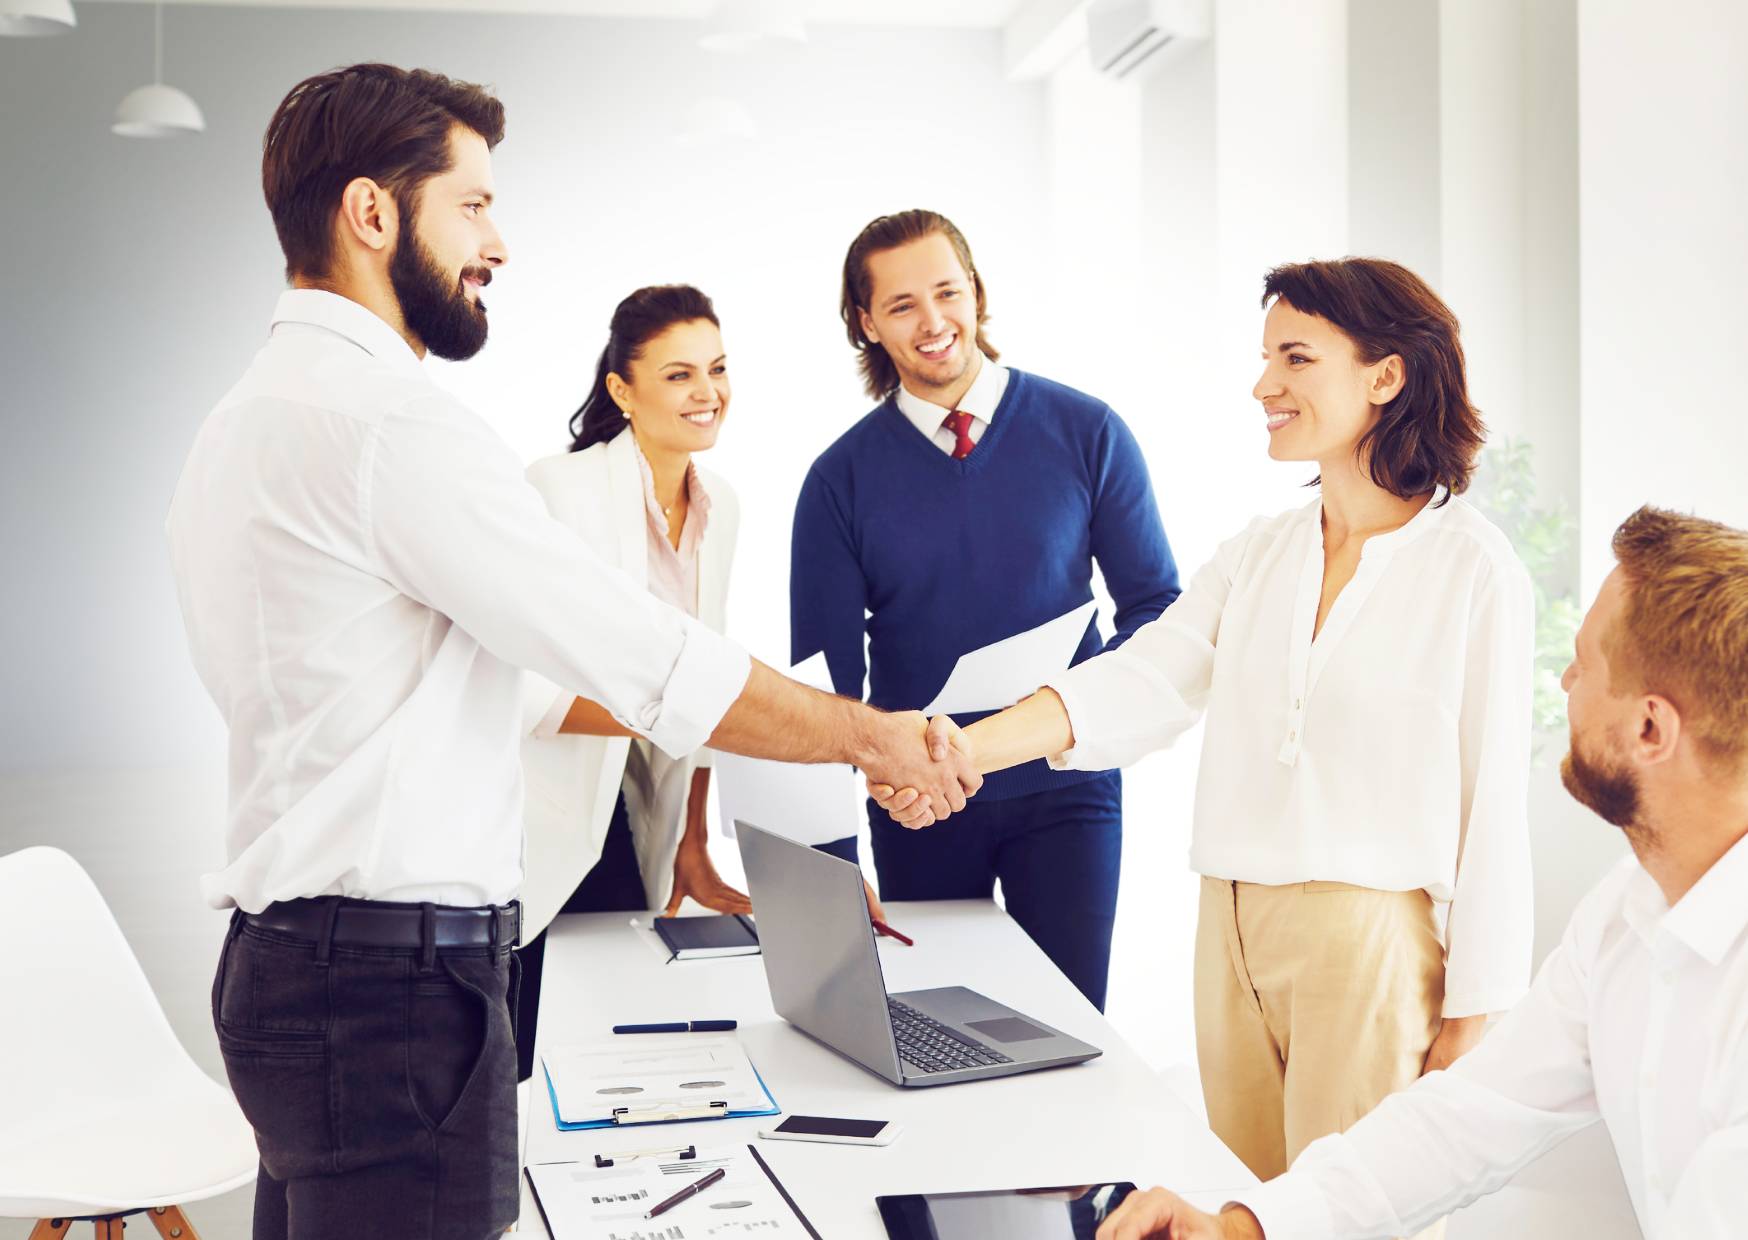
[888, 999, 1014, 1075]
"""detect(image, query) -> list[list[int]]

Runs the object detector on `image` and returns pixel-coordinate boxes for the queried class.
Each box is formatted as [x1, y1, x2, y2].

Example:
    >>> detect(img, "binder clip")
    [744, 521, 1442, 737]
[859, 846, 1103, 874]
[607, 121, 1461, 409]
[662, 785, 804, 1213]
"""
[594, 1144, 698, 1168]
[610, 1100, 730, 1126]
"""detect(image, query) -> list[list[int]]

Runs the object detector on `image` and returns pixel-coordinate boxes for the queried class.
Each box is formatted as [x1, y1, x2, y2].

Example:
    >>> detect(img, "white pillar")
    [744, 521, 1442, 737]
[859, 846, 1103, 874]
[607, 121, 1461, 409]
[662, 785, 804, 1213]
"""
[1577, 0, 1748, 592]
[1439, 0, 1529, 451]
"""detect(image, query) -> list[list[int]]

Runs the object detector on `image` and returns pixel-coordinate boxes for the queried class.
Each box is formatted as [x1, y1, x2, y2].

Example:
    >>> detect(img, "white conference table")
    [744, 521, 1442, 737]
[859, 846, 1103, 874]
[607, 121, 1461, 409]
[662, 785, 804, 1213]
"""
[522, 899, 1255, 1238]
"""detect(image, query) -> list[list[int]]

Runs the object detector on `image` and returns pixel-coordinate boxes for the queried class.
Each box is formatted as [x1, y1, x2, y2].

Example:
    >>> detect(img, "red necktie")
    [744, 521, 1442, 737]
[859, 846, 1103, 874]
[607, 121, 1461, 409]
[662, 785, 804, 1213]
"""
[942, 409, 975, 460]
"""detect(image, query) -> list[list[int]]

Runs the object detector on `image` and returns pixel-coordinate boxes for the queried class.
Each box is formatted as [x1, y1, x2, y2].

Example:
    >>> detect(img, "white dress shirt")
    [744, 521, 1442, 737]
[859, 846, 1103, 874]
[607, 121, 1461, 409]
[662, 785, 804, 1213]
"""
[165, 290, 751, 912]
[1047, 494, 1535, 1016]
[1235, 833, 1748, 1239]
[893, 357, 1009, 453]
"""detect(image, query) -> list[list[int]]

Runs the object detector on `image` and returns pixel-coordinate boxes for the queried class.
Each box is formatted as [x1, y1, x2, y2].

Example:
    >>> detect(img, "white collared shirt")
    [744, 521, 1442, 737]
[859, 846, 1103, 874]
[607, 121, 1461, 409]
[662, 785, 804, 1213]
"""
[1236, 833, 1748, 1240]
[165, 290, 750, 912]
[893, 357, 1009, 453]
[1047, 494, 1535, 1016]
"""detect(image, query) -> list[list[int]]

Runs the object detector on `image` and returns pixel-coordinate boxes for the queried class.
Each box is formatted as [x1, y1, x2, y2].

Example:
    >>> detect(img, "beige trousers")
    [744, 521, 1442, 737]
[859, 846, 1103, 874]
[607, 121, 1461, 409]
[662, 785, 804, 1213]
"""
[1195, 877, 1447, 1240]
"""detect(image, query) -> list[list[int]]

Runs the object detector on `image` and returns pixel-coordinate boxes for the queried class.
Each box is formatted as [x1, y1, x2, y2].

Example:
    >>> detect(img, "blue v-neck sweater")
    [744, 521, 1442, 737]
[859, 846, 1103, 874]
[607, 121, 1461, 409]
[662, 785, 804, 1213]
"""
[790, 369, 1180, 802]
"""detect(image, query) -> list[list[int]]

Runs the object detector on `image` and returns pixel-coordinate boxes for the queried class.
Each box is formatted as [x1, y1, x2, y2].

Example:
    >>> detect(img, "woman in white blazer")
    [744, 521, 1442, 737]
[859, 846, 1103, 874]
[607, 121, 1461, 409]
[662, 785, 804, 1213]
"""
[513, 285, 748, 1079]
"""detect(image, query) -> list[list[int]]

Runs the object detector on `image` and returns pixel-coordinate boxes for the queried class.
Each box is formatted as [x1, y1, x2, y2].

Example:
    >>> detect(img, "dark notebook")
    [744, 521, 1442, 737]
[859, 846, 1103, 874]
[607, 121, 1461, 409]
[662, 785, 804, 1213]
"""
[652, 913, 760, 960]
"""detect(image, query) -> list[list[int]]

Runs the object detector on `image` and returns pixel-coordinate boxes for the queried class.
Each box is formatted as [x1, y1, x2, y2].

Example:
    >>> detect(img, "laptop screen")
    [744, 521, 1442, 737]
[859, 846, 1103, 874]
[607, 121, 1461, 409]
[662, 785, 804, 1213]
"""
[733, 822, 904, 1081]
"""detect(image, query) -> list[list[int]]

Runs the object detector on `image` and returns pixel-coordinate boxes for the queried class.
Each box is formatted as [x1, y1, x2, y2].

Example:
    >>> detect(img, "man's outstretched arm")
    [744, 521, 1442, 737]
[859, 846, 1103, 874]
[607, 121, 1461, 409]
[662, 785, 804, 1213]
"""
[710, 660, 980, 821]
[551, 662, 981, 821]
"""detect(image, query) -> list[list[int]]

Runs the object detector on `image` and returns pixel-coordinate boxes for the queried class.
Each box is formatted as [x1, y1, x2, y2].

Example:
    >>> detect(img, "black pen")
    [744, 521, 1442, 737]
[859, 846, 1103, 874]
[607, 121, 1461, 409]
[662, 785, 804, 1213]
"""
[612, 1019, 737, 1034]
[644, 1165, 727, 1218]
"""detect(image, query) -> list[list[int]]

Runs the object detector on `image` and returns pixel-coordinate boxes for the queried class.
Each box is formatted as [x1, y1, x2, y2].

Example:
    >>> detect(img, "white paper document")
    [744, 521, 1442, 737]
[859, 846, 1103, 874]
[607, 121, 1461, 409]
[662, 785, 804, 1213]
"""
[713, 750, 861, 846]
[527, 1143, 817, 1239]
[921, 600, 1100, 716]
[543, 1035, 773, 1127]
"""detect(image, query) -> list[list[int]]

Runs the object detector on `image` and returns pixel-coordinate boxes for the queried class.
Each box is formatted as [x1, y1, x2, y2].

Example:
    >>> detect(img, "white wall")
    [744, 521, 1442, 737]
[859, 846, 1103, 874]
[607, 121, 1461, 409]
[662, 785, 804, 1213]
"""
[1577, 0, 1748, 593]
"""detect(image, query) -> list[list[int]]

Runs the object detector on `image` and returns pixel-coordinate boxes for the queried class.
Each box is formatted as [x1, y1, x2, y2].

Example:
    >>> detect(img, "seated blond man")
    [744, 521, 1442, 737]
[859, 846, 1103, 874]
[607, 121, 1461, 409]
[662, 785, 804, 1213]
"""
[1100, 506, 1748, 1240]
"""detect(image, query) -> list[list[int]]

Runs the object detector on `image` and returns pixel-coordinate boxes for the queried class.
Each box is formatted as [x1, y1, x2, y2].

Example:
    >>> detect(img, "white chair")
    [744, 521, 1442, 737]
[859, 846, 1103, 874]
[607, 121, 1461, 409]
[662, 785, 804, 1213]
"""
[0, 847, 257, 1239]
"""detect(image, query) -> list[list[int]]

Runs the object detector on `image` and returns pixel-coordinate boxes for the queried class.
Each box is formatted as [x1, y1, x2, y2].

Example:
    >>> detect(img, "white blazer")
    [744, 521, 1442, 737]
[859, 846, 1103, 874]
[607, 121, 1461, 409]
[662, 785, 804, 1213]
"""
[517, 429, 739, 943]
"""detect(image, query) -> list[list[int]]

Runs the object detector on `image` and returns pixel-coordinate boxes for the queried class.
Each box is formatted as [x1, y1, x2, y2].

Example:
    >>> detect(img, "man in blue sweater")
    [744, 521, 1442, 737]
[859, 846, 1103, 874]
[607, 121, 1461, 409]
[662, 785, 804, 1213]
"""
[790, 209, 1180, 1011]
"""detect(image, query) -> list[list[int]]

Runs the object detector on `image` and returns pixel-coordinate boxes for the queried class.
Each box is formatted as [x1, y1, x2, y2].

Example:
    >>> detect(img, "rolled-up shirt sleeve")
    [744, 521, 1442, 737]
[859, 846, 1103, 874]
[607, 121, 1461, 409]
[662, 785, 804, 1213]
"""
[1230, 889, 1604, 1239]
[1442, 555, 1536, 1017]
[364, 393, 750, 759]
[1044, 523, 1251, 771]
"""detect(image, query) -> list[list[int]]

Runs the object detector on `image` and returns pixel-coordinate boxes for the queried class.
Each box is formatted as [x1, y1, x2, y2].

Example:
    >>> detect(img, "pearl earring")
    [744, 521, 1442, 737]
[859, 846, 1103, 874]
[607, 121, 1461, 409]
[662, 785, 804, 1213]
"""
[621, 407, 632, 420]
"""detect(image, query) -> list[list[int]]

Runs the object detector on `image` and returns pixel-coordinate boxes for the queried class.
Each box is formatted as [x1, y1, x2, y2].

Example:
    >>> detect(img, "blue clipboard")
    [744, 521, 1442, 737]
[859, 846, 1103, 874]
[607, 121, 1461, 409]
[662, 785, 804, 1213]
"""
[542, 1058, 780, 1131]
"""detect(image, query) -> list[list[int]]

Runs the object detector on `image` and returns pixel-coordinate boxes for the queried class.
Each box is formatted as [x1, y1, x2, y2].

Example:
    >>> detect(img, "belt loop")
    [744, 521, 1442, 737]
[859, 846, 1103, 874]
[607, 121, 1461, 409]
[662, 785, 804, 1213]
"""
[314, 898, 342, 968]
[490, 906, 502, 951]
[419, 902, 437, 973]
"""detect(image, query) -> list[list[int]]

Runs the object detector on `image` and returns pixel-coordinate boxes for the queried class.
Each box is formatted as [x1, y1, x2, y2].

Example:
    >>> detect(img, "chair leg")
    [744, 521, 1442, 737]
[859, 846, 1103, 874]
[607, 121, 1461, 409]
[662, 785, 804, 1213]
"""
[28, 1221, 71, 1240]
[144, 1206, 201, 1240]
[90, 1222, 120, 1240]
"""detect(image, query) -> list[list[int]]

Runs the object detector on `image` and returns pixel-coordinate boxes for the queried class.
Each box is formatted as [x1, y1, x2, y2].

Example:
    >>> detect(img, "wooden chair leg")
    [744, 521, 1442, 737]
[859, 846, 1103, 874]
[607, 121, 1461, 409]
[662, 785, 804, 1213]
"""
[28, 1221, 71, 1240]
[145, 1206, 200, 1240]
[90, 1221, 120, 1240]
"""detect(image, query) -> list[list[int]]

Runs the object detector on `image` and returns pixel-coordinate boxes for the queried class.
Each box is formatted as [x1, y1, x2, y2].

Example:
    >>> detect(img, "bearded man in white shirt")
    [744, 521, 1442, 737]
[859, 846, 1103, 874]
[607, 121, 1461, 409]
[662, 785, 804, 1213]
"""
[166, 64, 978, 1240]
[1093, 505, 1748, 1240]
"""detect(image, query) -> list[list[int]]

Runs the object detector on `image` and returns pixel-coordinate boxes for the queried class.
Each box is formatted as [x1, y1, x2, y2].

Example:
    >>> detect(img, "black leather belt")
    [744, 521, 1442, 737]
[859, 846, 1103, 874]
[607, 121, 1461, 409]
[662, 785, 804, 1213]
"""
[244, 896, 521, 951]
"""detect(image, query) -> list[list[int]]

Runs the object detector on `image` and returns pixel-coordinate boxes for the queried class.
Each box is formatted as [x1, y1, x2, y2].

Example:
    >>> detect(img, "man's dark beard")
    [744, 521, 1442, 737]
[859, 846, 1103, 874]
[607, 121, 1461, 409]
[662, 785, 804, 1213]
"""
[389, 228, 489, 361]
[1561, 737, 1649, 843]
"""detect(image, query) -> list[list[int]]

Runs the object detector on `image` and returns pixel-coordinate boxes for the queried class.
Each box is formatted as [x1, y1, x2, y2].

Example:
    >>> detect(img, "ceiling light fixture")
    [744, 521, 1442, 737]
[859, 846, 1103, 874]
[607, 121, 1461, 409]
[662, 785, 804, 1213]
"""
[0, 0, 76, 37]
[113, 2, 205, 138]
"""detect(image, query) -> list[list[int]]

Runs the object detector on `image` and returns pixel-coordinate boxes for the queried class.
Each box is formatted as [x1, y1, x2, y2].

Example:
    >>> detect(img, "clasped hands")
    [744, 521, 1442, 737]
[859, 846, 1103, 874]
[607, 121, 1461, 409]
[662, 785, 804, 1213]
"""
[865, 714, 978, 828]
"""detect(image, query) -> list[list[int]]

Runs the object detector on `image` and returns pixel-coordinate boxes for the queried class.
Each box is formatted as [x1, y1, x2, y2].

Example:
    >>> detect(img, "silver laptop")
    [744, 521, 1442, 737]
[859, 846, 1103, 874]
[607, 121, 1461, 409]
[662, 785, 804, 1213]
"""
[735, 821, 1102, 1087]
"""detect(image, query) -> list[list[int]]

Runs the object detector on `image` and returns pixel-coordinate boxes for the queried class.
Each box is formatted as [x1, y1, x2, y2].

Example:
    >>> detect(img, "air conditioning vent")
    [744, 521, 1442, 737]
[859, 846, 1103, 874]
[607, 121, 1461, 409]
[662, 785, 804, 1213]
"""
[1087, 0, 1211, 80]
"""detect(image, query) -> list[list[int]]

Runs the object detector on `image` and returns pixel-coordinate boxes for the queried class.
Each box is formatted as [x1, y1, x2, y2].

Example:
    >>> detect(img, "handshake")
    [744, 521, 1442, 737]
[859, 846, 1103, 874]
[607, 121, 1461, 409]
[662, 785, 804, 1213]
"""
[861, 713, 982, 829]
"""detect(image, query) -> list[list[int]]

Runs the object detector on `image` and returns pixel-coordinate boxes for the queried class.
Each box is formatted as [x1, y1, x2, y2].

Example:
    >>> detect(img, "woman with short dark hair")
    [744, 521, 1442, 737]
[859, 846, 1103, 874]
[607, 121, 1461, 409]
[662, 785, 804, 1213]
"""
[875, 258, 1534, 1234]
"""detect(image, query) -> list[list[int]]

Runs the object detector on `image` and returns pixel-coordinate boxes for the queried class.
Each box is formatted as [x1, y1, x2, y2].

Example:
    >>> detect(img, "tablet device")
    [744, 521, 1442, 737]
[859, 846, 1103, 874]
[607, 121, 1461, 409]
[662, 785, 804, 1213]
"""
[876, 1182, 1138, 1239]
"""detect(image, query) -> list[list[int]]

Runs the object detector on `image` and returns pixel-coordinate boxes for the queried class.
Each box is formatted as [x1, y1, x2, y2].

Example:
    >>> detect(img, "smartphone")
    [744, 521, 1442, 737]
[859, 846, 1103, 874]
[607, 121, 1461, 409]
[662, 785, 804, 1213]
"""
[758, 1114, 900, 1146]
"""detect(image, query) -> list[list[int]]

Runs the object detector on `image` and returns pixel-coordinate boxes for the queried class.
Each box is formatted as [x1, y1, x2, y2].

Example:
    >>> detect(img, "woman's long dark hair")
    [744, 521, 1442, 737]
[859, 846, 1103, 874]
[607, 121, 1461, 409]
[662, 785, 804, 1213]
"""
[568, 284, 720, 453]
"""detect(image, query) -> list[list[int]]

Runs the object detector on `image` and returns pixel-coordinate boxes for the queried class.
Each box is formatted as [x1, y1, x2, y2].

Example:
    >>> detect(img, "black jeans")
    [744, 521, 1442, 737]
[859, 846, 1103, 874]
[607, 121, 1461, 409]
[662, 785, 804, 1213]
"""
[513, 788, 646, 1081]
[212, 908, 521, 1239]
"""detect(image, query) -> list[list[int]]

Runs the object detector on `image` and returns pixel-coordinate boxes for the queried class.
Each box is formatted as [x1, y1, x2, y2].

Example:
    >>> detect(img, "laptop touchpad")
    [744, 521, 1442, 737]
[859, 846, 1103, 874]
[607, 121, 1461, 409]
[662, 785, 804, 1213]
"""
[965, 1016, 1052, 1043]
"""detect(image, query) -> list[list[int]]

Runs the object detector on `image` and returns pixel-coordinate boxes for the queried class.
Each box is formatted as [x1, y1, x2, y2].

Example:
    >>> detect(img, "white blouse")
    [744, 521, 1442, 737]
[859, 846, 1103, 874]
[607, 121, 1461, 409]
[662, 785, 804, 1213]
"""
[1047, 492, 1535, 1017]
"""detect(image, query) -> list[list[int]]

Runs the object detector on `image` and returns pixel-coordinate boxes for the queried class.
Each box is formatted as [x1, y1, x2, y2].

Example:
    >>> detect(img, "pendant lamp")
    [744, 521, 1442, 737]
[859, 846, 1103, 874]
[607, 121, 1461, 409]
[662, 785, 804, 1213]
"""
[113, 3, 204, 138]
[0, 0, 76, 37]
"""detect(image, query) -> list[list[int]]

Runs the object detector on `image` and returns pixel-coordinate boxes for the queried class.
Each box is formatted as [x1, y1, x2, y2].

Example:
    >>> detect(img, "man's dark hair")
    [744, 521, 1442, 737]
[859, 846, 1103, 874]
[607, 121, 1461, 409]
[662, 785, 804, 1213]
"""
[262, 64, 506, 282]
[840, 209, 999, 401]
[1261, 257, 1484, 503]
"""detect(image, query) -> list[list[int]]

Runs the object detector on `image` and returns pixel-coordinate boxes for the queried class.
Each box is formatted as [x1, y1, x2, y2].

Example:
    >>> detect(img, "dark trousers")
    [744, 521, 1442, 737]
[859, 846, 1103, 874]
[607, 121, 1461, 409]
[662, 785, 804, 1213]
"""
[513, 789, 646, 1081]
[861, 771, 1123, 1011]
[211, 907, 521, 1240]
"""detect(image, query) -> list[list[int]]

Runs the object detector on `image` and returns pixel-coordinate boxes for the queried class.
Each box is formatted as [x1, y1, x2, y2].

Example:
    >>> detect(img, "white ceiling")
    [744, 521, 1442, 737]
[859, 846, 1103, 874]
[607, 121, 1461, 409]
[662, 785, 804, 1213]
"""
[91, 0, 1028, 28]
